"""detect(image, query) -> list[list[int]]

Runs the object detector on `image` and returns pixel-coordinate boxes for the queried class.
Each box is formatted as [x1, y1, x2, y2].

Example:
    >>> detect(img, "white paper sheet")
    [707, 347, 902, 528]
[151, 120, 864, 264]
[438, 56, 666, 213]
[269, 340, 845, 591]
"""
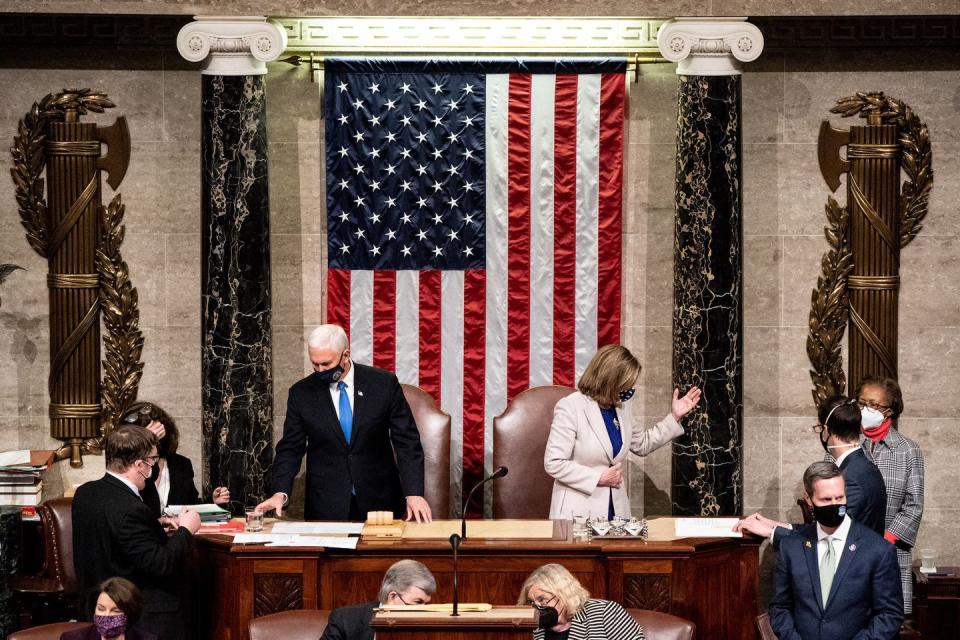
[674, 518, 742, 538]
[271, 521, 364, 535]
[233, 533, 300, 544]
[165, 504, 230, 516]
[0, 450, 31, 466]
[265, 536, 359, 549]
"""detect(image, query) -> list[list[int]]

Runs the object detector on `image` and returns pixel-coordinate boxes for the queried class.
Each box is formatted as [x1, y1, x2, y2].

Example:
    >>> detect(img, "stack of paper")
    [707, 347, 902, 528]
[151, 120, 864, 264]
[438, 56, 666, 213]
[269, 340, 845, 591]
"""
[0, 450, 53, 507]
[166, 503, 231, 523]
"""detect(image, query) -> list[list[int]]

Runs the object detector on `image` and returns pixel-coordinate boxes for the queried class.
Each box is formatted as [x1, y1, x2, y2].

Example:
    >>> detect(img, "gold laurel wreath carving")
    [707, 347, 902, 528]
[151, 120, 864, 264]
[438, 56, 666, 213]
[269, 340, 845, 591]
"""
[831, 91, 933, 248]
[87, 194, 145, 453]
[808, 92, 932, 407]
[807, 196, 854, 409]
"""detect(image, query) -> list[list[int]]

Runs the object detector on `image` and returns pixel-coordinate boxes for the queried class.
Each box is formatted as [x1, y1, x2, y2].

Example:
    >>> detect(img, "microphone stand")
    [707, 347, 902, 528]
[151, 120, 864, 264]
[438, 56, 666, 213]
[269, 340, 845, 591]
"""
[460, 466, 509, 539]
[449, 533, 461, 616]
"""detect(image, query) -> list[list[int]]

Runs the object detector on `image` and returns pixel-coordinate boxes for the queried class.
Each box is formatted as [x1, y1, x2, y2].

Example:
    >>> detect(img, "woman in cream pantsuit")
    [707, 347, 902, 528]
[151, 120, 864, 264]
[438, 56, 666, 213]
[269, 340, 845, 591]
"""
[545, 345, 701, 519]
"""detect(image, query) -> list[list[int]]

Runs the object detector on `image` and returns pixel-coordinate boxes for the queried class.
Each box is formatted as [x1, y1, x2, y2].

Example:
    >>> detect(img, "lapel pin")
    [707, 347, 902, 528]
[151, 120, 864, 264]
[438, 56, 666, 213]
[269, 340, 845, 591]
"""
[849, 544, 856, 552]
[358, 390, 364, 397]
[804, 540, 812, 549]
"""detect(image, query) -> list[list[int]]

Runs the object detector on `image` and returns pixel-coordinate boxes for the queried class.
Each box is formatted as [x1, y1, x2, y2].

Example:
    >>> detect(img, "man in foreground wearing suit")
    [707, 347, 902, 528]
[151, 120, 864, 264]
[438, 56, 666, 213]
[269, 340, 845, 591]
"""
[257, 324, 431, 522]
[769, 461, 903, 640]
[72, 426, 201, 639]
[321, 560, 436, 640]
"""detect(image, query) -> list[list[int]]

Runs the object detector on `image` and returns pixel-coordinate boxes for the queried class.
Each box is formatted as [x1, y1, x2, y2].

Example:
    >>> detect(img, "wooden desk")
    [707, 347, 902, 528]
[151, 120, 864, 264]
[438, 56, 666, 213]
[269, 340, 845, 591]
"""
[913, 566, 960, 639]
[194, 519, 761, 640]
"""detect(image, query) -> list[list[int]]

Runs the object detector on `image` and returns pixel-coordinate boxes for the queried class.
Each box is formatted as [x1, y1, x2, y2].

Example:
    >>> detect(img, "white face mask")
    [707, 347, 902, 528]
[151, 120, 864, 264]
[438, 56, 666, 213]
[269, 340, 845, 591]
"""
[861, 406, 885, 430]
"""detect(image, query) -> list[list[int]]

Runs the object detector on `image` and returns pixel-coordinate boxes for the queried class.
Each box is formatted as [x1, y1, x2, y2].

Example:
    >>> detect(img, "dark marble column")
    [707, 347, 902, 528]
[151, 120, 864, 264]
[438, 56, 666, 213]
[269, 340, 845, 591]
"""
[658, 19, 763, 516]
[179, 18, 286, 513]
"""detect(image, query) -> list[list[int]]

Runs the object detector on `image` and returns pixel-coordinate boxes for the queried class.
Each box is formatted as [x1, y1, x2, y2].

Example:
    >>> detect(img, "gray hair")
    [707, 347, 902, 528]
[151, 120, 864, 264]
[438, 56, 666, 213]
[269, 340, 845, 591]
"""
[307, 324, 348, 352]
[803, 460, 843, 496]
[378, 560, 436, 603]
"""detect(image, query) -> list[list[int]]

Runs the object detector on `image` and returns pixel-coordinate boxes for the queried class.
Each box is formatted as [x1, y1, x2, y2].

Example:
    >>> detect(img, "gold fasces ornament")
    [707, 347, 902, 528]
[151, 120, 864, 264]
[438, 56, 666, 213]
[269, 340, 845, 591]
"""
[10, 89, 144, 467]
[809, 92, 932, 408]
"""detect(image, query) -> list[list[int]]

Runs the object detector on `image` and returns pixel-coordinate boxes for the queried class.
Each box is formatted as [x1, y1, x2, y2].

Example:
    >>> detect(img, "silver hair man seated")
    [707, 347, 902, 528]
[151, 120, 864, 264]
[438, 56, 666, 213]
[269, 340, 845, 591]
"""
[320, 560, 437, 640]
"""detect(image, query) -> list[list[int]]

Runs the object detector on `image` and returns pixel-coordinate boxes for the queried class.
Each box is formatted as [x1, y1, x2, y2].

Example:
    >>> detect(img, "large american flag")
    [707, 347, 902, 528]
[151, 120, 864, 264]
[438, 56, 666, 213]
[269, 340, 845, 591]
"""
[324, 58, 625, 516]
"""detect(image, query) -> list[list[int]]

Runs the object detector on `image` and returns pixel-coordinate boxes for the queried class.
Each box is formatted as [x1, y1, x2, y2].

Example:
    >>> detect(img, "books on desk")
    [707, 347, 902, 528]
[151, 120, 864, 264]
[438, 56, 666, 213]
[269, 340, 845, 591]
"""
[0, 449, 54, 508]
[165, 503, 232, 523]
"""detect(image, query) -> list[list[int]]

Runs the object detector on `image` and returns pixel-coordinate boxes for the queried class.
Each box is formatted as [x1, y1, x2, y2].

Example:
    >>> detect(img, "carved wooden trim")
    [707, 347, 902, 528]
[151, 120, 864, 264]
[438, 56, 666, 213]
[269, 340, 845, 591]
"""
[253, 573, 303, 617]
[623, 574, 671, 612]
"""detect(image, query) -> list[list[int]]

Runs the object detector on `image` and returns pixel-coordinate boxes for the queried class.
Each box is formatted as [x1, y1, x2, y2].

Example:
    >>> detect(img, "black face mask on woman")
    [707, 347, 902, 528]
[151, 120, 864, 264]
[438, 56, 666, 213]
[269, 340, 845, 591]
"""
[533, 603, 559, 630]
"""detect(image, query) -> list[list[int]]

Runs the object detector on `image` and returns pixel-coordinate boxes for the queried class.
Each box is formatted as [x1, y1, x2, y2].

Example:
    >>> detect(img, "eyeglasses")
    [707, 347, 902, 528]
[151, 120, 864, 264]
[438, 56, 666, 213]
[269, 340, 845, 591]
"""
[810, 423, 826, 434]
[857, 399, 889, 411]
[141, 455, 160, 466]
[529, 593, 558, 608]
[123, 404, 159, 426]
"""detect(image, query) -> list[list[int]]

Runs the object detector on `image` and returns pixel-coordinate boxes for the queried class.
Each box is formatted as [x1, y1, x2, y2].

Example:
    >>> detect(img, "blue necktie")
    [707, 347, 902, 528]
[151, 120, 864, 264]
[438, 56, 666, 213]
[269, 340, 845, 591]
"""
[338, 381, 353, 444]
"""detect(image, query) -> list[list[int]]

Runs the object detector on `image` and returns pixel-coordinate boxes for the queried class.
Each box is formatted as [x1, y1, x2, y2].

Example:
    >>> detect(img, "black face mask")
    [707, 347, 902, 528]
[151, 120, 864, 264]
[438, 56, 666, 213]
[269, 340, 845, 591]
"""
[313, 350, 346, 384]
[812, 503, 846, 528]
[618, 388, 635, 402]
[533, 604, 559, 630]
[819, 429, 830, 454]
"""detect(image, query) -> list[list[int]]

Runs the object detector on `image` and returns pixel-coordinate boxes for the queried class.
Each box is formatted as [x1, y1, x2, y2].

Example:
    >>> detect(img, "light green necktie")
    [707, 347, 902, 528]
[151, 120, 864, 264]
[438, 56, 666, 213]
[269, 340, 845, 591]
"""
[820, 536, 836, 607]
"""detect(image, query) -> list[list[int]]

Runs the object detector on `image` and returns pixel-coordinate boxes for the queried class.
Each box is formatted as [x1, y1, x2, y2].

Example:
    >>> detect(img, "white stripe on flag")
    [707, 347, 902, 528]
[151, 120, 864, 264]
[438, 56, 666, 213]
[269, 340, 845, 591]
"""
[574, 74, 600, 379]
[528, 73, 555, 387]
[441, 270, 465, 517]
[350, 270, 374, 364]
[483, 73, 510, 516]
[395, 270, 419, 385]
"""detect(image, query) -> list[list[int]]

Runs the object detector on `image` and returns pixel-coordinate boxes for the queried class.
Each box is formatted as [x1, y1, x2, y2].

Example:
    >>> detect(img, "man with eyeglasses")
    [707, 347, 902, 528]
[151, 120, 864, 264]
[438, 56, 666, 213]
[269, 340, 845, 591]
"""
[73, 425, 202, 639]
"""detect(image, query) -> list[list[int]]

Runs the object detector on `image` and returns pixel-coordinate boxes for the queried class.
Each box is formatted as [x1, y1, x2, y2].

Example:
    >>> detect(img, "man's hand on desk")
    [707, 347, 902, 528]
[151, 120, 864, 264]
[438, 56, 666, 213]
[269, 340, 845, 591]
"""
[256, 492, 287, 518]
[733, 512, 784, 538]
[178, 508, 202, 534]
[405, 496, 432, 523]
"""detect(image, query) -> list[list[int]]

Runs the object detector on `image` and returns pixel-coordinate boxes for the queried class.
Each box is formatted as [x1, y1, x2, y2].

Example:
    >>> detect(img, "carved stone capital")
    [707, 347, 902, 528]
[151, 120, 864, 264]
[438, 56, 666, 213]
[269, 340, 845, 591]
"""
[177, 16, 287, 76]
[657, 18, 763, 76]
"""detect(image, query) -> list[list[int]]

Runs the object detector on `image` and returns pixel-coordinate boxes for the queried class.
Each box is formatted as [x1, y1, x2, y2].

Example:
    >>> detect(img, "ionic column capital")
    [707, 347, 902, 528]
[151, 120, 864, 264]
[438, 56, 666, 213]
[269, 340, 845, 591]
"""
[177, 16, 288, 76]
[657, 17, 764, 76]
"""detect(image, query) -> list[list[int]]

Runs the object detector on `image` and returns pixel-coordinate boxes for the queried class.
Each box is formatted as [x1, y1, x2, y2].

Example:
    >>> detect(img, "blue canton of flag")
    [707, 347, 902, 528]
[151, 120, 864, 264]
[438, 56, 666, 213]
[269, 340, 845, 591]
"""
[326, 72, 486, 270]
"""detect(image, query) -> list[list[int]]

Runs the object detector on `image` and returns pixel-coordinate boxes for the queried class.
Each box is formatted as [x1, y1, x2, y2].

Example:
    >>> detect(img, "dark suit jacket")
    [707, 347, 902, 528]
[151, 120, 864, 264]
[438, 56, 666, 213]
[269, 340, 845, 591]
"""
[319, 600, 378, 640]
[270, 363, 425, 520]
[142, 452, 204, 517]
[72, 474, 195, 639]
[60, 624, 157, 640]
[769, 519, 903, 640]
[773, 448, 888, 548]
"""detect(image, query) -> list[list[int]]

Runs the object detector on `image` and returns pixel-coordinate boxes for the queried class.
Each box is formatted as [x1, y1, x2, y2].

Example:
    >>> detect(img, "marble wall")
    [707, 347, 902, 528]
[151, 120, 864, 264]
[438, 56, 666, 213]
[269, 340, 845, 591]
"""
[0, 16, 958, 595]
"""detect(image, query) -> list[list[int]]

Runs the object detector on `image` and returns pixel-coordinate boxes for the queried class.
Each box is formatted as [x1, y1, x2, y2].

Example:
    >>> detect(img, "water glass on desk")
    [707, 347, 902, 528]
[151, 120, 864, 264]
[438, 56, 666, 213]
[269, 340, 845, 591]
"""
[571, 514, 589, 539]
[245, 509, 264, 532]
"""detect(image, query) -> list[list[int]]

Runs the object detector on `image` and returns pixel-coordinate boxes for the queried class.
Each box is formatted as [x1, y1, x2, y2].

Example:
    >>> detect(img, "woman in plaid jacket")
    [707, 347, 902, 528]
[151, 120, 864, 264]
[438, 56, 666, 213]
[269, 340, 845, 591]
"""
[856, 376, 925, 615]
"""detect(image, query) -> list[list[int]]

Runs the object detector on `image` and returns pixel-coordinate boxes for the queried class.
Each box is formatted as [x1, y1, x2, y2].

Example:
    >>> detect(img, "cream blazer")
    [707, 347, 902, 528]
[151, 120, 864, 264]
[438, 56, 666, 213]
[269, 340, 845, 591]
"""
[545, 391, 683, 519]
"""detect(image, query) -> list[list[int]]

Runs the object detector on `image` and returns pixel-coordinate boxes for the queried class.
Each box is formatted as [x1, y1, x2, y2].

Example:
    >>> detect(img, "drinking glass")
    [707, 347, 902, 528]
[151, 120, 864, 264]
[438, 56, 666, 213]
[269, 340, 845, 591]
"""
[920, 549, 937, 573]
[589, 517, 611, 537]
[245, 509, 264, 532]
[571, 513, 589, 539]
[610, 515, 628, 536]
[624, 517, 644, 537]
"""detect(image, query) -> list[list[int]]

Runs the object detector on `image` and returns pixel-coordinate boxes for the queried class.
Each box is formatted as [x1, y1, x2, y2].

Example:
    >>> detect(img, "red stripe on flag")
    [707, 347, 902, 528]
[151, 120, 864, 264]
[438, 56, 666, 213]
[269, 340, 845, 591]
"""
[418, 270, 442, 405]
[462, 269, 486, 516]
[327, 269, 351, 340]
[552, 75, 578, 385]
[597, 73, 624, 346]
[507, 73, 532, 401]
[373, 271, 396, 371]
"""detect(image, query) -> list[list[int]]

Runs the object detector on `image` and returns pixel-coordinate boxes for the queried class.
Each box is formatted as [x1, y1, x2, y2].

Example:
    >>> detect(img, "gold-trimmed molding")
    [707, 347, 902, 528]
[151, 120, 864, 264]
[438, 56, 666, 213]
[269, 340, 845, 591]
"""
[273, 16, 668, 54]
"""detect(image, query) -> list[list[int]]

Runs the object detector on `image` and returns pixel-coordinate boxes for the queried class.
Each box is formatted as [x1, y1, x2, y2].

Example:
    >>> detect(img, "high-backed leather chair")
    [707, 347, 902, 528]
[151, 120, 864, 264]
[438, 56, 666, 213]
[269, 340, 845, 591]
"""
[13, 498, 78, 622]
[249, 609, 329, 640]
[756, 612, 776, 640]
[492, 385, 575, 518]
[402, 384, 451, 519]
[626, 609, 695, 640]
[9, 622, 90, 640]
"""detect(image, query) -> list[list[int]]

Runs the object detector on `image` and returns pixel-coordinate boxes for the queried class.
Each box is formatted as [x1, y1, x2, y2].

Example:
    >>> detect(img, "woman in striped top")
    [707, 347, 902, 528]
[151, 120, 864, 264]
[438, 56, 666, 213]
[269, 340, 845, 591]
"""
[518, 563, 645, 640]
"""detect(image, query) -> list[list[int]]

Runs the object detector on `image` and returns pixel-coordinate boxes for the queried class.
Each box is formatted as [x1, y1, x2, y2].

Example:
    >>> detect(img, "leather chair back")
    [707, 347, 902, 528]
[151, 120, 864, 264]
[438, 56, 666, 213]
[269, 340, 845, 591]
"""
[9, 622, 91, 640]
[402, 384, 451, 519]
[40, 497, 78, 598]
[756, 612, 777, 640]
[626, 609, 695, 640]
[492, 385, 576, 518]
[249, 609, 330, 640]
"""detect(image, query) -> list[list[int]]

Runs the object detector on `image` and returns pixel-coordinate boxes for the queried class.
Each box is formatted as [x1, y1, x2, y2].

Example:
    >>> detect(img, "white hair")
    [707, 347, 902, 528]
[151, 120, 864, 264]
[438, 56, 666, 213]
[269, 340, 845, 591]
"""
[307, 324, 348, 352]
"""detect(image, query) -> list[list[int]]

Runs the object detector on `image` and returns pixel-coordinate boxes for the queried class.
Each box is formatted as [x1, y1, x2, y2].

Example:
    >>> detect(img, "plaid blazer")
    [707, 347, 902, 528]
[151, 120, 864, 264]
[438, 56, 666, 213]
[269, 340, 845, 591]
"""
[532, 600, 646, 640]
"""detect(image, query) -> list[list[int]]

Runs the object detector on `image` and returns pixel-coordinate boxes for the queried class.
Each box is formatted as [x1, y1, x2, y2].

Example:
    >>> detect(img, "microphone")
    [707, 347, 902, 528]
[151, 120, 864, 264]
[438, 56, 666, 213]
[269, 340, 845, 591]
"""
[449, 533, 461, 617]
[461, 466, 508, 539]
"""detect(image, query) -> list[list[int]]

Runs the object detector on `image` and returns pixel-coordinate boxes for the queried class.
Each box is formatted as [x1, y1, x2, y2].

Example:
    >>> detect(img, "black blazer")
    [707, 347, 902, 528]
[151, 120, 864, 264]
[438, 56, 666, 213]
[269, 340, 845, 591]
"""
[142, 452, 203, 517]
[319, 600, 378, 640]
[270, 363, 425, 520]
[72, 474, 194, 638]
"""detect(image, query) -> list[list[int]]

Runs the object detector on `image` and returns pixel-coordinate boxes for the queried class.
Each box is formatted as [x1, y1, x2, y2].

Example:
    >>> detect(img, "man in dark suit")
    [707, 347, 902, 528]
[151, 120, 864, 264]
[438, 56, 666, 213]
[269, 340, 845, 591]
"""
[769, 461, 903, 640]
[72, 426, 201, 639]
[321, 560, 436, 640]
[736, 396, 887, 541]
[257, 324, 431, 522]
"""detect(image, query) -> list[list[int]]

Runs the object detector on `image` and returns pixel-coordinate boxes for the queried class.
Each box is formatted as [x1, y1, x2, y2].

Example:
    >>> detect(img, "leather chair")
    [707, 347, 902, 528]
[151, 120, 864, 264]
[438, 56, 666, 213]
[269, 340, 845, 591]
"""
[402, 384, 451, 519]
[13, 498, 78, 623]
[9, 622, 90, 640]
[626, 608, 695, 640]
[492, 385, 576, 518]
[756, 612, 777, 640]
[249, 609, 329, 640]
